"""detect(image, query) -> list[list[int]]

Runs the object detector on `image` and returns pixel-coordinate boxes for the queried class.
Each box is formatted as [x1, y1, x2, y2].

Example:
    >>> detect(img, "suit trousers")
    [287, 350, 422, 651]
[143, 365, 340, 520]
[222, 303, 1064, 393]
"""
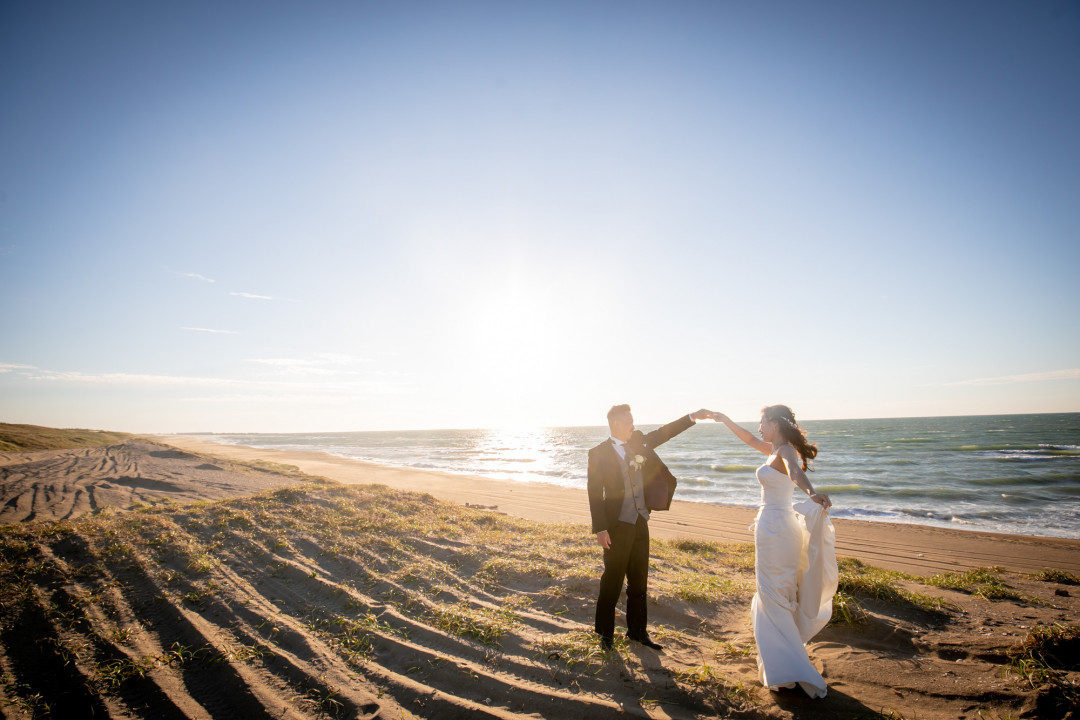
[594, 515, 650, 639]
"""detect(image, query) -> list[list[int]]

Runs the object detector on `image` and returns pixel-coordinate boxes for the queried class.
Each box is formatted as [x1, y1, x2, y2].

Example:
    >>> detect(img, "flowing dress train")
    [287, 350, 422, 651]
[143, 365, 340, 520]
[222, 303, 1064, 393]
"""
[751, 464, 838, 698]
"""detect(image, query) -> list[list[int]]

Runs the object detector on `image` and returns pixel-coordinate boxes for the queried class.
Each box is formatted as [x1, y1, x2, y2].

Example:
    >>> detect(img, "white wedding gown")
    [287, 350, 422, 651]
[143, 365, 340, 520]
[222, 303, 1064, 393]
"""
[751, 464, 838, 698]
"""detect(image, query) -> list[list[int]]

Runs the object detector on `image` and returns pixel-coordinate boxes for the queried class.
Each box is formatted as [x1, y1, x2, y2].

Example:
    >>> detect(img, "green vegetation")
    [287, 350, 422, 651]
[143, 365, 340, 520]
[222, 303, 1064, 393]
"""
[2, 463, 1075, 719]
[652, 537, 755, 603]
[926, 566, 1027, 602]
[0, 422, 131, 452]
[536, 629, 616, 674]
[1004, 623, 1080, 714]
[831, 590, 869, 626]
[1009, 623, 1080, 673]
[0, 481, 776, 717]
[247, 459, 306, 475]
[428, 600, 523, 645]
[1028, 568, 1080, 585]
[836, 558, 949, 617]
[672, 659, 756, 708]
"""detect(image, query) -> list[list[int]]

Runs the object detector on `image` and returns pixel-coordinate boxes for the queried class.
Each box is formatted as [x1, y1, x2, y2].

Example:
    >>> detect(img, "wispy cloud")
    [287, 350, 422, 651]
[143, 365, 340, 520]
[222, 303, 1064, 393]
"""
[946, 368, 1080, 387]
[245, 353, 371, 377]
[247, 354, 367, 367]
[0, 363, 36, 373]
[181, 272, 216, 283]
[3, 362, 409, 396]
[2, 362, 406, 397]
[230, 291, 274, 300]
[24, 370, 241, 387]
[180, 326, 239, 335]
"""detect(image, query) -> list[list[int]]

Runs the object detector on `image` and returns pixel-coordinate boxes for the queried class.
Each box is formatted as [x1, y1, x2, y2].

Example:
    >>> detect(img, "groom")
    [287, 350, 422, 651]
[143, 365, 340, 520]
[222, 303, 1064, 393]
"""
[588, 404, 712, 650]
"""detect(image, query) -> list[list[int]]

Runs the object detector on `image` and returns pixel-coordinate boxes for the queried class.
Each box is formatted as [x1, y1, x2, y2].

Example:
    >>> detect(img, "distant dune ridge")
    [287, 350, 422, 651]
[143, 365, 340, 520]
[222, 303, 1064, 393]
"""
[0, 427, 1077, 718]
[0, 423, 132, 452]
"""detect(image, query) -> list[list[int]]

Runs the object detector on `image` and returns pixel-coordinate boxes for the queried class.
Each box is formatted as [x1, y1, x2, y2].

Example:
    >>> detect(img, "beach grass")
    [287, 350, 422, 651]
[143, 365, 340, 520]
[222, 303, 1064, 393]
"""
[836, 558, 950, 616]
[1029, 568, 1080, 585]
[0, 422, 131, 452]
[1, 467, 1077, 718]
[925, 566, 1028, 602]
[2, 481, 770, 716]
[0, 481, 786, 717]
[1002, 623, 1080, 714]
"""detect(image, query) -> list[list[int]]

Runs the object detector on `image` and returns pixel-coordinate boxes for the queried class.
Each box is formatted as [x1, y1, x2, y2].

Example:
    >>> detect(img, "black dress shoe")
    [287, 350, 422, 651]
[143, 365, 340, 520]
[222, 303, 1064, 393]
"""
[626, 633, 663, 650]
[598, 634, 614, 650]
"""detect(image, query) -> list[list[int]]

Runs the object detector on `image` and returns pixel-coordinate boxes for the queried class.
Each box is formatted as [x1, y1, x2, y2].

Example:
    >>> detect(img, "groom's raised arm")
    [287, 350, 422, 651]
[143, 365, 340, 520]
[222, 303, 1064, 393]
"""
[643, 409, 712, 448]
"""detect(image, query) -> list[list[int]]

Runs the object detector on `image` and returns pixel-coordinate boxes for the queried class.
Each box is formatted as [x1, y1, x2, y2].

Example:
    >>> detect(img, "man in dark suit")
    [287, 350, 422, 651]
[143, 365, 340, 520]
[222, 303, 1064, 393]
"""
[588, 404, 712, 650]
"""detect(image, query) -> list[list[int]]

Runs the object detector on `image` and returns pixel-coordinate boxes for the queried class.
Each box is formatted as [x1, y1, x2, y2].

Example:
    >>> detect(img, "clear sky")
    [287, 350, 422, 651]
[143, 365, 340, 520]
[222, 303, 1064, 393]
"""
[1, 1, 1078, 432]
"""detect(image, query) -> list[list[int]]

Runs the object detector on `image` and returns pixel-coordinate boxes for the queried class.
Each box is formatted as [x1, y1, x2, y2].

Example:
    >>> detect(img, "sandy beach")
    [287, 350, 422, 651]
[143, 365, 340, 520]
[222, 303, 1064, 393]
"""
[1, 433, 1078, 719]
[152, 435, 1080, 578]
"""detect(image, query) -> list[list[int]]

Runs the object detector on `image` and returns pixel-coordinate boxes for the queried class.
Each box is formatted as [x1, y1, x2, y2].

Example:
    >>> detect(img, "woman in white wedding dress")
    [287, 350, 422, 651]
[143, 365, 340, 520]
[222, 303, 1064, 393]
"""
[711, 406, 838, 698]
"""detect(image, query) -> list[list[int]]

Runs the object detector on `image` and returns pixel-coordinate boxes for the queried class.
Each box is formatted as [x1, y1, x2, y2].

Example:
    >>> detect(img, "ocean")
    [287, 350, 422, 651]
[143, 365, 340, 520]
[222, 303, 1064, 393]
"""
[190, 413, 1080, 539]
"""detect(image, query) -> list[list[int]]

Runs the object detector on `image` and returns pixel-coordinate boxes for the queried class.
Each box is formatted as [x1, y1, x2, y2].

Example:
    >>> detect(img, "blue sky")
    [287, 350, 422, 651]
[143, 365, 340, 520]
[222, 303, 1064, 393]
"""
[1, 1, 1078, 432]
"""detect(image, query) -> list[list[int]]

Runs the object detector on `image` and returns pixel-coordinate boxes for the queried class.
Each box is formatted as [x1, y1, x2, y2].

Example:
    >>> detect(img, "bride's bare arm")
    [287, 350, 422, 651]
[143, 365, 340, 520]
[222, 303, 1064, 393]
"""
[777, 445, 831, 509]
[712, 412, 772, 454]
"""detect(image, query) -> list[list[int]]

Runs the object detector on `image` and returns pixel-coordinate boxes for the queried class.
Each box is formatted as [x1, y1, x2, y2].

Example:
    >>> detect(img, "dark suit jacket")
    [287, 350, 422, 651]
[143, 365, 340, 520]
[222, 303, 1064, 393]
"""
[587, 415, 694, 534]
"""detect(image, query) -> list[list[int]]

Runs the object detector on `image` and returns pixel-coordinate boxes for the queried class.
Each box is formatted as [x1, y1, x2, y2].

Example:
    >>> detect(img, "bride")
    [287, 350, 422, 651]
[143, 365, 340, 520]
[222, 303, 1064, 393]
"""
[711, 406, 838, 698]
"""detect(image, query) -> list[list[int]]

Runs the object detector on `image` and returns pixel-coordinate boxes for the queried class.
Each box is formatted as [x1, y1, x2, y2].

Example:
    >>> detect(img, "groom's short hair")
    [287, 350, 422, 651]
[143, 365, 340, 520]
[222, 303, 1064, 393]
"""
[607, 404, 631, 429]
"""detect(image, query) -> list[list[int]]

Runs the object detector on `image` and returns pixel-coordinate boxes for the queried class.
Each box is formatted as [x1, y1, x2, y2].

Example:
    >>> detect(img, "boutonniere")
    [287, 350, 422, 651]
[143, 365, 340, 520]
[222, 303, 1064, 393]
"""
[629, 454, 645, 470]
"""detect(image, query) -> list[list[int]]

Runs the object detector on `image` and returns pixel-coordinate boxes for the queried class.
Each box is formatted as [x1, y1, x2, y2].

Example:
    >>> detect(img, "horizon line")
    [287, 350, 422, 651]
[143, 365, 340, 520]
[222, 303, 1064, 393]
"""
[139, 409, 1080, 436]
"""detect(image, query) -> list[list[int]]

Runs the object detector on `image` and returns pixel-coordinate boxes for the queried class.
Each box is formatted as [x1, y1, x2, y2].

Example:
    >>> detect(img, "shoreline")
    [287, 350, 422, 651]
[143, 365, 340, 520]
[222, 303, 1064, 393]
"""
[150, 434, 1080, 576]
[178, 436, 1078, 540]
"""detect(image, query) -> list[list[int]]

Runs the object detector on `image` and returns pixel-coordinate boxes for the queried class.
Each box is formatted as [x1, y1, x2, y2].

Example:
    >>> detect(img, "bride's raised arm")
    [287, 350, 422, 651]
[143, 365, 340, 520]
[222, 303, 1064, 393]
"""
[711, 412, 772, 454]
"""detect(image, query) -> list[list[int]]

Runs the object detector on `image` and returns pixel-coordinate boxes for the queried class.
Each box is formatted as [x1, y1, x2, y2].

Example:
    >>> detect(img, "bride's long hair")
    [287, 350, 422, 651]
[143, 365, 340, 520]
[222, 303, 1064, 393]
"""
[762, 405, 818, 471]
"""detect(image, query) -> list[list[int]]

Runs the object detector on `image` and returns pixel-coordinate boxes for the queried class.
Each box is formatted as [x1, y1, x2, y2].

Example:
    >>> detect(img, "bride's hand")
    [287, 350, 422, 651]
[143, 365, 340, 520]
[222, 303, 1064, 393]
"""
[810, 492, 831, 510]
[712, 411, 730, 423]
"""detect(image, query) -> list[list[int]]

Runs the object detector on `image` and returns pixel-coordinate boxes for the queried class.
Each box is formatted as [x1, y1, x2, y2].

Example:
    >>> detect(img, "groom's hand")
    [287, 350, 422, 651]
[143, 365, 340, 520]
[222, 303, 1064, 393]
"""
[691, 409, 713, 421]
[596, 530, 611, 550]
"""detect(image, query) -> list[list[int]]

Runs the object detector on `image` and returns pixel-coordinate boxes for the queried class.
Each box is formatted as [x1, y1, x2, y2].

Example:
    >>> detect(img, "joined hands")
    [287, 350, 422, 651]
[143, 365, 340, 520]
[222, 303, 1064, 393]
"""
[692, 409, 731, 423]
[694, 410, 730, 423]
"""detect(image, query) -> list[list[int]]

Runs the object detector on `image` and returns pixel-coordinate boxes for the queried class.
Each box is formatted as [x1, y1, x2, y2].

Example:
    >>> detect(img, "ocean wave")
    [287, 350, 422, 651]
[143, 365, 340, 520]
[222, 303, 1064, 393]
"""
[710, 464, 758, 473]
[855, 485, 972, 498]
[957, 443, 1080, 456]
[969, 474, 1076, 487]
[957, 444, 1036, 451]
[897, 507, 969, 523]
[986, 449, 1080, 461]
[817, 483, 861, 492]
[534, 469, 575, 479]
[828, 507, 900, 519]
[678, 476, 719, 487]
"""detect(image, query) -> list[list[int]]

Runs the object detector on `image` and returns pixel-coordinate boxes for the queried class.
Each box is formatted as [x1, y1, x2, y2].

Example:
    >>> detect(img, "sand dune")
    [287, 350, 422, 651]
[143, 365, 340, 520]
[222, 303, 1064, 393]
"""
[1, 479, 1077, 719]
[1, 437, 1077, 719]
